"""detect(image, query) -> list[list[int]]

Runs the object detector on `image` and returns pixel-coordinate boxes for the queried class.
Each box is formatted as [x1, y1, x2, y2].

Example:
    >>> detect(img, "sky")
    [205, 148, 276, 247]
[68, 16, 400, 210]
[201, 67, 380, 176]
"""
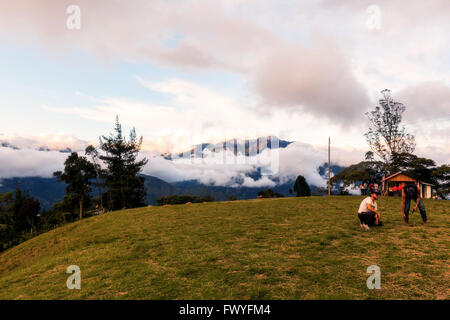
[0, 0, 449, 186]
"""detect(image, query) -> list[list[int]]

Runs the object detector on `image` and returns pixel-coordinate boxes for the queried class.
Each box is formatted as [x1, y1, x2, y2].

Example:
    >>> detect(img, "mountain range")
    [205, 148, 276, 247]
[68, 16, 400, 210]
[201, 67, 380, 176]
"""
[0, 135, 345, 209]
[162, 136, 293, 160]
[0, 162, 345, 210]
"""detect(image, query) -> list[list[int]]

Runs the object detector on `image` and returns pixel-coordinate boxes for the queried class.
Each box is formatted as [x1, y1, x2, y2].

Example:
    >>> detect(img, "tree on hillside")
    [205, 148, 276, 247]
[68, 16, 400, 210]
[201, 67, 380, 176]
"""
[331, 160, 384, 189]
[388, 152, 436, 183]
[257, 189, 284, 198]
[432, 164, 450, 199]
[0, 192, 15, 251]
[85, 145, 106, 212]
[54, 152, 97, 220]
[365, 89, 415, 163]
[99, 116, 148, 210]
[13, 188, 40, 234]
[293, 175, 311, 197]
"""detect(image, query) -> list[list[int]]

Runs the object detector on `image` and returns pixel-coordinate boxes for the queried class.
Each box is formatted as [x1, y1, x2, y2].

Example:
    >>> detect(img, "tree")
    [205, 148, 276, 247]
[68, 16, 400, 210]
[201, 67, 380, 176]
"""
[85, 144, 106, 212]
[293, 175, 311, 197]
[0, 188, 40, 250]
[331, 160, 384, 189]
[16, 196, 40, 234]
[388, 152, 436, 183]
[365, 89, 415, 163]
[257, 189, 284, 198]
[54, 152, 97, 220]
[99, 116, 148, 210]
[432, 164, 450, 199]
[0, 192, 14, 251]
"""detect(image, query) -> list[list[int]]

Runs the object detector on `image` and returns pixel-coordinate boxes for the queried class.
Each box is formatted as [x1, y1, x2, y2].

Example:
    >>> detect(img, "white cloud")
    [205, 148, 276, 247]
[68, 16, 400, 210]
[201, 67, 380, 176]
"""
[0, 0, 448, 171]
[0, 0, 371, 124]
[141, 141, 366, 188]
[251, 36, 370, 122]
[44, 77, 371, 154]
[0, 133, 88, 152]
[0, 147, 66, 178]
[397, 82, 450, 122]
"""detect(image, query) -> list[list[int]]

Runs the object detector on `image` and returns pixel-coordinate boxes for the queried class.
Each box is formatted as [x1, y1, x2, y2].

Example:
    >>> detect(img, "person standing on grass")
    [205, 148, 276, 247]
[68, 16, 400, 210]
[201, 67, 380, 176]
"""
[357, 191, 381, 230]
[401, 182, 427, 226]
[362, 182, 368, 195]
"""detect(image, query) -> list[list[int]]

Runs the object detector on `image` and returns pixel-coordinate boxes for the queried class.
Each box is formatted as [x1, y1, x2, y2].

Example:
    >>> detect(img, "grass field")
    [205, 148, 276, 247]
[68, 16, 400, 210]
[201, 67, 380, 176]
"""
[0, 196, 448, 300]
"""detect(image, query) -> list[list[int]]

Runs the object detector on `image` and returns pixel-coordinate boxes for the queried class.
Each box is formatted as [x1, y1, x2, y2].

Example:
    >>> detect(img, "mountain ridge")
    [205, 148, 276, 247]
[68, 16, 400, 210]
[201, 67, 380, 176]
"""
[0, 162, 345, 210]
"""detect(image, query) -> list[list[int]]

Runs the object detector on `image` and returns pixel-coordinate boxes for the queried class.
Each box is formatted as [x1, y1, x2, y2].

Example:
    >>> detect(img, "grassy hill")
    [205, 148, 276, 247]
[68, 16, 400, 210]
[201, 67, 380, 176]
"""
[0, 196, 448, 300]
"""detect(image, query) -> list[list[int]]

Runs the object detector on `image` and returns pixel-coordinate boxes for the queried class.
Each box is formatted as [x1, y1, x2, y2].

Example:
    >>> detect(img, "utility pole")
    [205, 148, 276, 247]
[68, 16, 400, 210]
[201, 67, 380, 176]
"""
[328, 137, 331, 196]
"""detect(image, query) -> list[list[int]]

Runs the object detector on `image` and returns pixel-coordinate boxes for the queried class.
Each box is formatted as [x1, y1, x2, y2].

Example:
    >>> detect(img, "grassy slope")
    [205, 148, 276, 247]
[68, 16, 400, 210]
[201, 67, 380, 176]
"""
[0, 196, 448, 300]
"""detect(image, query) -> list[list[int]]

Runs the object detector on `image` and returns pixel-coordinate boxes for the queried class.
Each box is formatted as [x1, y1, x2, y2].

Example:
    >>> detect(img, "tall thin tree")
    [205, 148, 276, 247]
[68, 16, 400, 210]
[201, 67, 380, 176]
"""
[85, 145, 106, 213]
[364, 89, 415, 163]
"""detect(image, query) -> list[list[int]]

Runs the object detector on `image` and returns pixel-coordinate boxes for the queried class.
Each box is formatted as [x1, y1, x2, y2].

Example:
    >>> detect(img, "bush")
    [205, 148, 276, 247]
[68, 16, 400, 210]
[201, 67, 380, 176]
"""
[293, 175, 311, 197]
[157, 195, 214, 205]
[257, 189, 284, 198]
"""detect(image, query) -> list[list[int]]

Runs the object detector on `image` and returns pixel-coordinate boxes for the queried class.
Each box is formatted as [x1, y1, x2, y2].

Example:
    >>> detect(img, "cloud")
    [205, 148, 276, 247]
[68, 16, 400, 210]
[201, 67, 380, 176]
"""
[0, 133, 88, 152]
[251, 37, 370, 122]
[0, 0, 370, 124]
[273, 141, 364, 186]
[386, 83, 450, 165]
[0, 0, 277, 71]
[141, 141, 366, 188]
[0, 0, 448, 166]
[397, 82, 450, 121]
[0, 130, 367, 188]
[0, 147, 66, 178]
[45, 77, 369, 154]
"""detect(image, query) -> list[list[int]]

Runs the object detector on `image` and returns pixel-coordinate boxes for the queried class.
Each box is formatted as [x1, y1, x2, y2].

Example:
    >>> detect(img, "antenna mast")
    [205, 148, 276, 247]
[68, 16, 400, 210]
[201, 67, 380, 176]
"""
[328, 137, 331, 196]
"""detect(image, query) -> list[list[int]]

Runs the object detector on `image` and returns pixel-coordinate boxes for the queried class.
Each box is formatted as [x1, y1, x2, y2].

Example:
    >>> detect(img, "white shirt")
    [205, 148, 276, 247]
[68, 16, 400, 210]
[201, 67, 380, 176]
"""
[358, 197, 377, 213]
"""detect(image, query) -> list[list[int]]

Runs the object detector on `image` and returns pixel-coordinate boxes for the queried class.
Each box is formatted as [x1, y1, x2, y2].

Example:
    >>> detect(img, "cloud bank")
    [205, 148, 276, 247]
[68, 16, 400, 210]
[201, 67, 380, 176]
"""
[0, 139, 365, 192]
[0, 0, 372, 124]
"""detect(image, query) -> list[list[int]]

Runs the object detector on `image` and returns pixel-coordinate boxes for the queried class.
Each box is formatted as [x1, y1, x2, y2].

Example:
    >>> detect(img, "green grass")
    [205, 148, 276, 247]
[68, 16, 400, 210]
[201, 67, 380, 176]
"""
[0, 196, 448, 300]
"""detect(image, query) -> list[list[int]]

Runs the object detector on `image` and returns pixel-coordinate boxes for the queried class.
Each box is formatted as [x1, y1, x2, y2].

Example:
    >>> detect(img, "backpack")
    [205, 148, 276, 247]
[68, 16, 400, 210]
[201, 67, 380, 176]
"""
[405, 183, 417, 199]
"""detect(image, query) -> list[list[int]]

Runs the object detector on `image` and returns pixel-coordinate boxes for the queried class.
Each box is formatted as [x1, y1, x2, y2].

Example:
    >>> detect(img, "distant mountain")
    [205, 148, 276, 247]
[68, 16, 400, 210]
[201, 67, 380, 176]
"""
[36, 147, 73, 153]
[162, 136, 293, 160]
[172, 179, 297, 200]
[0, 177, 66, 210]
[0, 140, 73, 153]
[0, 141, 20, 150]
[143, 175, 180, 204]
[0, 175, 177, 209]
[0, 162, 347, 210]
[317, 163, 346, 178]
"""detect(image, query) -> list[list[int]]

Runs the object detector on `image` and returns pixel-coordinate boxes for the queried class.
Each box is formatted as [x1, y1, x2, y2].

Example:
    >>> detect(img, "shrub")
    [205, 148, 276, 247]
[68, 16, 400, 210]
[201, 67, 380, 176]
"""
[257, 189, 284, 198]
[157, 195, 214, 205]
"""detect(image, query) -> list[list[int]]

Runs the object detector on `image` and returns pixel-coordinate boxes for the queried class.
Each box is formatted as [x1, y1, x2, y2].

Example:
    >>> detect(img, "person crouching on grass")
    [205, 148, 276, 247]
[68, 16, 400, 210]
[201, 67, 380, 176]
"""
[357, 191, 382, 230]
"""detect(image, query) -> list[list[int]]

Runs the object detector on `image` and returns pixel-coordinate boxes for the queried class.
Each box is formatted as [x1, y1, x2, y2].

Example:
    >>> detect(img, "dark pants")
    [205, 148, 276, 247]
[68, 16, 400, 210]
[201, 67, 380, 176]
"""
[404, 198, 427, 222]
[358, 211, 376, 226]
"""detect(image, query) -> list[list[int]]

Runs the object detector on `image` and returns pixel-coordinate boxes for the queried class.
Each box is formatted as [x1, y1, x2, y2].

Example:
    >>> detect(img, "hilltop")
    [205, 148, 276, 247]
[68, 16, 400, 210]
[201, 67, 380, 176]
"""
[0, 196, 448, 299]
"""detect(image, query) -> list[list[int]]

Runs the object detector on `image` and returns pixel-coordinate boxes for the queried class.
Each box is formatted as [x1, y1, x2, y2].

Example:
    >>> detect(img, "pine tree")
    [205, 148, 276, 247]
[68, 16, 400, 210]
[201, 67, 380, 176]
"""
[99, 116, 148, 210]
